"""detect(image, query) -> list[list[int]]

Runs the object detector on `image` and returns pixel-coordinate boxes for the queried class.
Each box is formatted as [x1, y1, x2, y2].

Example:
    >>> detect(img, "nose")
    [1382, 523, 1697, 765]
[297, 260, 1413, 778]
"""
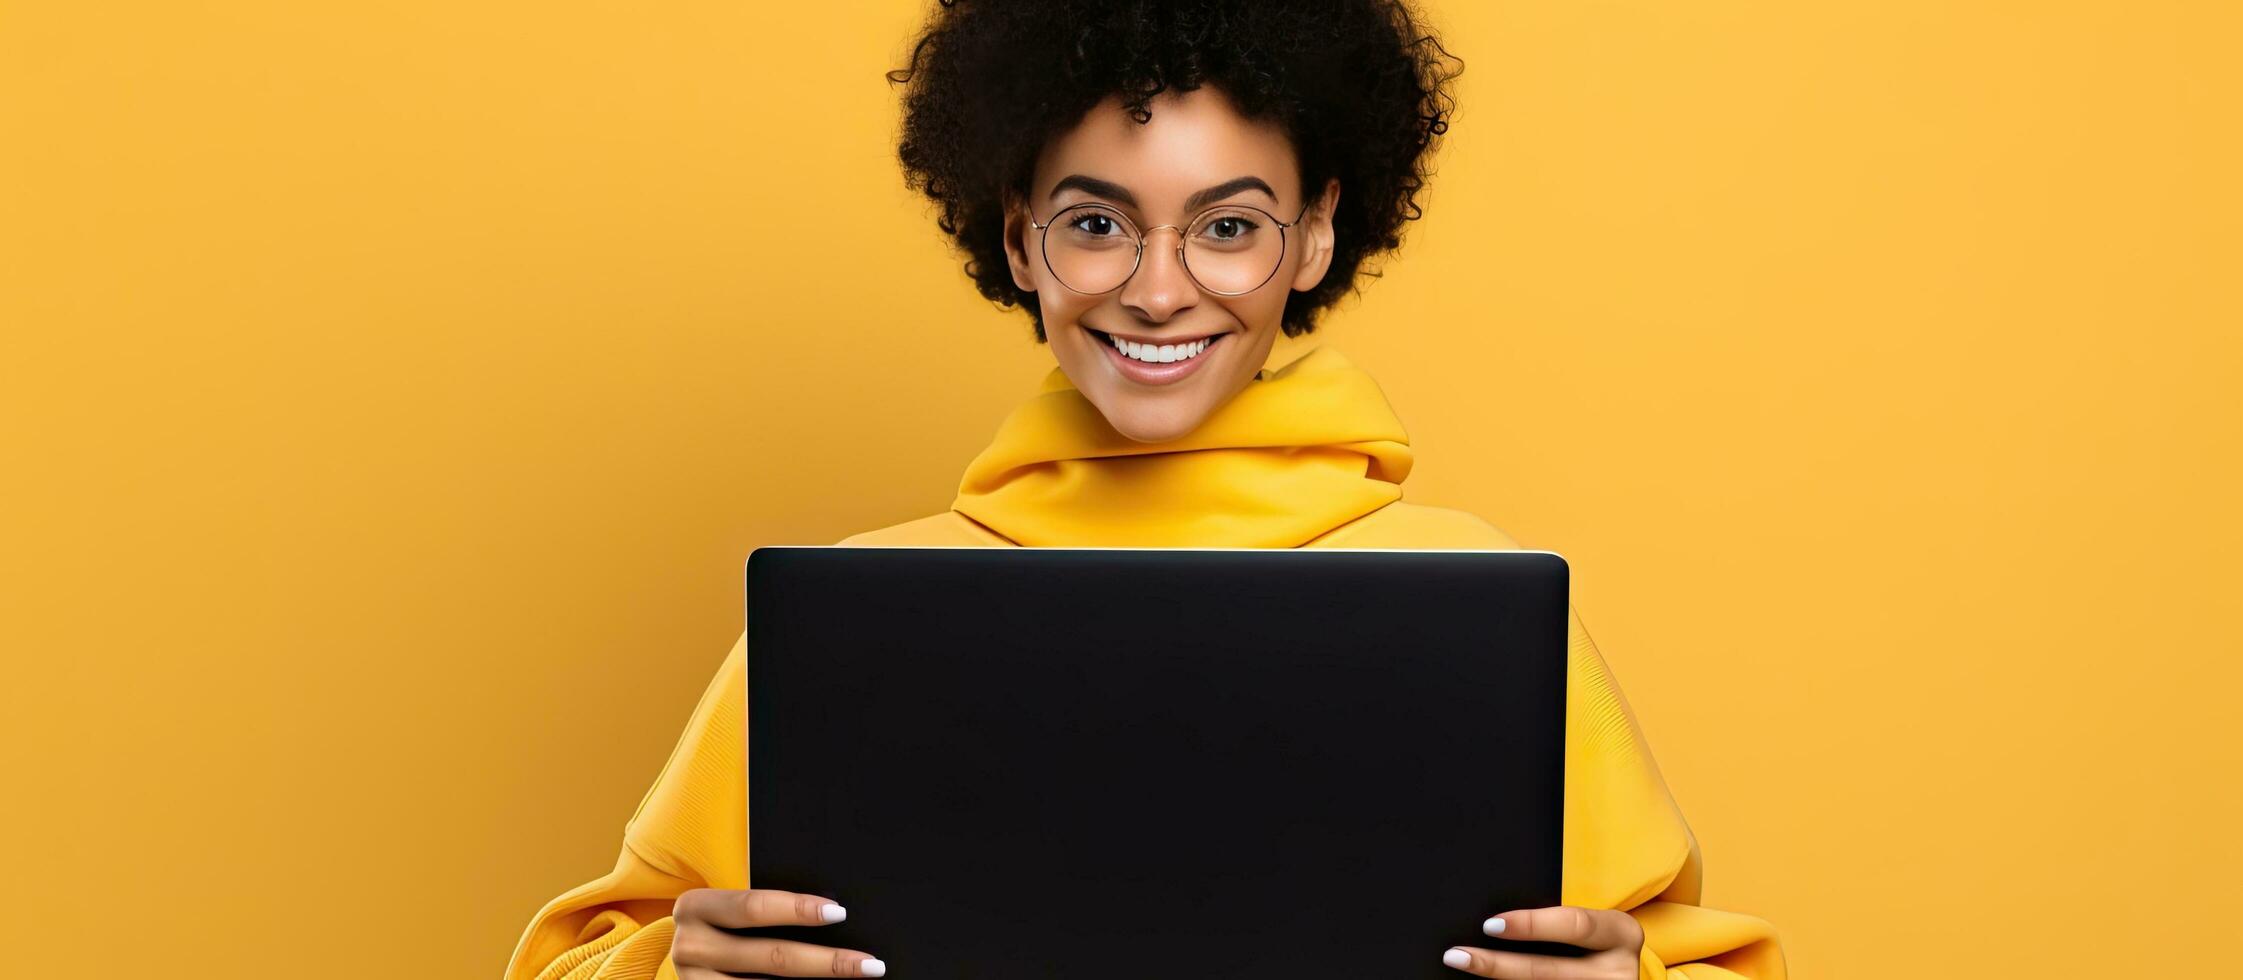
[1118, 225, 1200, 323]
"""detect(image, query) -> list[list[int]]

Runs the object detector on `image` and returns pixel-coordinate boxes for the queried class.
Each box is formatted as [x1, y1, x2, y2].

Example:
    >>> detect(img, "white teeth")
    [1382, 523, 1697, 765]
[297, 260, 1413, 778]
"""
[1107, 333, 1213, 364]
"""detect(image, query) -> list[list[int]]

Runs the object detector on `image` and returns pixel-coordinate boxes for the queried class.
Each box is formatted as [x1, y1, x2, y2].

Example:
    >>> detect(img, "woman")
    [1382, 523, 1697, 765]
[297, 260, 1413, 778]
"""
[503, 2, 1784, 978]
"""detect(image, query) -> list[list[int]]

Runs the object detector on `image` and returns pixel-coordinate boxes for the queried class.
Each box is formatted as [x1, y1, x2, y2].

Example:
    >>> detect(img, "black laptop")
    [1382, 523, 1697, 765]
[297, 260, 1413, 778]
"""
[744, 546, 1575, 977]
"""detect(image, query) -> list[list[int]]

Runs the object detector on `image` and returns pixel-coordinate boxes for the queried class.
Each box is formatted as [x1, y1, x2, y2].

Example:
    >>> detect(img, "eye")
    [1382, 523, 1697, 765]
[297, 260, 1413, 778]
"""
[1068, 212, 1124, 237]
[1204, 215, 1259, 240]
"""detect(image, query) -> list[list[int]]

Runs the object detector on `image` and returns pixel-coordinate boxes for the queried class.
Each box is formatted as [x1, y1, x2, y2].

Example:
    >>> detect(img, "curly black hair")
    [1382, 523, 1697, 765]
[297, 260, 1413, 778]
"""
[887, 0, 1463, 341]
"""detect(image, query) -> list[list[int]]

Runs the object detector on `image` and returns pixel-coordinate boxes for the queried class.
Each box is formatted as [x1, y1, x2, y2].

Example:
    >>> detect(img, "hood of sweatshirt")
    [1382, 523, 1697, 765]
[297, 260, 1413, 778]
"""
[951, 346, 1415, 548]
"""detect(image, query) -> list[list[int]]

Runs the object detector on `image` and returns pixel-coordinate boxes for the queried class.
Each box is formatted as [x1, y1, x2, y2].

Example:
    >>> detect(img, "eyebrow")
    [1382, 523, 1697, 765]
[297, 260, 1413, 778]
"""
[1048, 174, 1279, 213]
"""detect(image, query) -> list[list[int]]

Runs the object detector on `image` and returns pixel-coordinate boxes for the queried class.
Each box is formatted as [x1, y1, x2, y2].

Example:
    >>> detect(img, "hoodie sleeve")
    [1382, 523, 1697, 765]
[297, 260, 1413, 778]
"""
[501, 634, 751, 980]
[1560, 606, 1786, 979]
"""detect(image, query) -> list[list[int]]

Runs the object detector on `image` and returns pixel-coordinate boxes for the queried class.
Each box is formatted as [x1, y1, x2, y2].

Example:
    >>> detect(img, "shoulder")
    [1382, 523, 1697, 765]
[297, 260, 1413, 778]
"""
[835, 510, 1014, 547]
[1383, 502, 1528, 549]
[1310, 500, 1527, 550]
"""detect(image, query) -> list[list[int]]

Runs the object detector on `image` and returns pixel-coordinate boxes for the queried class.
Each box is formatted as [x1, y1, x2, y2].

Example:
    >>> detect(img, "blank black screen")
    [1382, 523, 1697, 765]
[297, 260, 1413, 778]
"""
[745, 547, 1573, 977]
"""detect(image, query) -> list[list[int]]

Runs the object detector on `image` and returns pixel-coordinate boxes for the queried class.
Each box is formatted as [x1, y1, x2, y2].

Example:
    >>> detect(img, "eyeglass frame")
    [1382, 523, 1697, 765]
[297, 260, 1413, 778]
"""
[1024, 198, 1317, 297]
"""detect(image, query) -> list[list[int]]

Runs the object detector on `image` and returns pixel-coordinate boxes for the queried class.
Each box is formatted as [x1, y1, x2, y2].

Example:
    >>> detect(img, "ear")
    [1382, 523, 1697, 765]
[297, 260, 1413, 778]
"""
[1288, 178, 1342, 293]
[1002, 191, 1040, 294]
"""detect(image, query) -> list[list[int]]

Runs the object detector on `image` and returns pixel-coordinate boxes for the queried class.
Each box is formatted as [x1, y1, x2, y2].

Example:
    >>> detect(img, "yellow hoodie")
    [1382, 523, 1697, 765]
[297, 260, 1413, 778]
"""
[502, 347, 1786, 980]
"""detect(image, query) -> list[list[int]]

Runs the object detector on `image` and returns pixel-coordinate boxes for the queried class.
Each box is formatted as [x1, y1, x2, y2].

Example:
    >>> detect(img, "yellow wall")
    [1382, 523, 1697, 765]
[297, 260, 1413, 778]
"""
[3, 2, 2236, 976]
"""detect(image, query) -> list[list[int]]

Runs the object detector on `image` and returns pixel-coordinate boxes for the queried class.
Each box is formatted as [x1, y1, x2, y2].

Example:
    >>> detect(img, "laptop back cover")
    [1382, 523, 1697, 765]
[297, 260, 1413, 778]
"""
[745, 546, 1572, 977]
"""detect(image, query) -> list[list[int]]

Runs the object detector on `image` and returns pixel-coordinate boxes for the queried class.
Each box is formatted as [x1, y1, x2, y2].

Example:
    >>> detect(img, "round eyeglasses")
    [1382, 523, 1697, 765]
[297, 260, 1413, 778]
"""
[1026, 200, 1314, 297]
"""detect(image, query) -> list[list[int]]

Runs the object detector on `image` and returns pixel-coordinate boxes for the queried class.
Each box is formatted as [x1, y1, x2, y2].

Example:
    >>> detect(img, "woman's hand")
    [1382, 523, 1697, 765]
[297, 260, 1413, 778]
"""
[670, 888, 885, 978]
[1441, 905, 1644, 979]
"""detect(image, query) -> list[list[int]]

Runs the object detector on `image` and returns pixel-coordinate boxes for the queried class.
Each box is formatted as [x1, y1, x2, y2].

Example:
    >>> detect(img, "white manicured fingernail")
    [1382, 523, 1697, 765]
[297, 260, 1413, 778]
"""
[820, 903, 847, 923]
[1482, 915, 1507, 936]
[859, 957, 887, 977]
[1443, 948, 1472, 969]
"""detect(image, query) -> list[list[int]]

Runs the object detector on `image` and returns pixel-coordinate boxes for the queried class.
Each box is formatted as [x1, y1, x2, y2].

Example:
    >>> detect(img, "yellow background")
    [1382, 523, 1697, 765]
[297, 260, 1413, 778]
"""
[3, 1, 2237, 976]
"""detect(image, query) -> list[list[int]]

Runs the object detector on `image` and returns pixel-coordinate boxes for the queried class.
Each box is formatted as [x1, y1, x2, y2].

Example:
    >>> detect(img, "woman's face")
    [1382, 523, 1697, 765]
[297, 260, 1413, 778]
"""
[1003, 87, 1340, 444]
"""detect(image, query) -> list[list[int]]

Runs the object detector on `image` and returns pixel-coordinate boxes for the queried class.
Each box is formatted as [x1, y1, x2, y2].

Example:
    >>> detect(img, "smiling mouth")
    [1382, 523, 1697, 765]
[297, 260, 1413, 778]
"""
[1086, 327, 1226, 364]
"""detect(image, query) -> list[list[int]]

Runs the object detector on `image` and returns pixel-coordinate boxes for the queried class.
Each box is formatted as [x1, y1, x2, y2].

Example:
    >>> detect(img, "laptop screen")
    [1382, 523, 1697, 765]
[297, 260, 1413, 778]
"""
[746, 546, 1573, 978]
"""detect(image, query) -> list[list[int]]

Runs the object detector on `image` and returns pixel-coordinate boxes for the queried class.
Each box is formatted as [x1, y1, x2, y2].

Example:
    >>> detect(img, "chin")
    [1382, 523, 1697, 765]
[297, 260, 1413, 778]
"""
[1098, 400, 1208, 444]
